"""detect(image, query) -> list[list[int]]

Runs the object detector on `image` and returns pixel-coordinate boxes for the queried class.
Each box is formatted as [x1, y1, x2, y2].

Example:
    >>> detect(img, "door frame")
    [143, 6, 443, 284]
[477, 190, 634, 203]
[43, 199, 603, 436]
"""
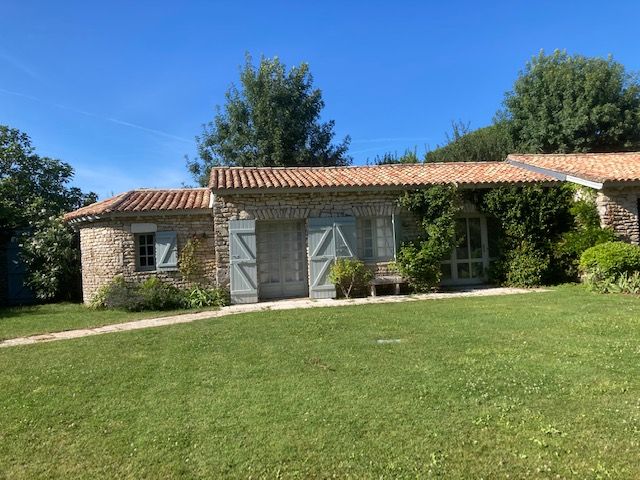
[440, 213, 490, 286]
[256, 219, 309, 300]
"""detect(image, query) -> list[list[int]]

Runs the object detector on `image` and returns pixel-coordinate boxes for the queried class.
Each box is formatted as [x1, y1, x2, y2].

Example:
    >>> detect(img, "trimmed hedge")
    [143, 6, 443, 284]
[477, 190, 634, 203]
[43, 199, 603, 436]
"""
[579, 242, 640, 278]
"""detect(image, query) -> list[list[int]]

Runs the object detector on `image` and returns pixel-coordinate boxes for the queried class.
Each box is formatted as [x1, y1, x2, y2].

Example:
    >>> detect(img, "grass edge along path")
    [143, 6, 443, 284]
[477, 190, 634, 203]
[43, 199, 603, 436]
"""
[0, 287, 541, 347]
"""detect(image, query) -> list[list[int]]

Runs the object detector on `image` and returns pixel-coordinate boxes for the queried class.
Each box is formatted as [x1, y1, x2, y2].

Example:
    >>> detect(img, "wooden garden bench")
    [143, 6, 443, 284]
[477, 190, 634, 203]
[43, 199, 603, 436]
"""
[369, 275, 407, 296]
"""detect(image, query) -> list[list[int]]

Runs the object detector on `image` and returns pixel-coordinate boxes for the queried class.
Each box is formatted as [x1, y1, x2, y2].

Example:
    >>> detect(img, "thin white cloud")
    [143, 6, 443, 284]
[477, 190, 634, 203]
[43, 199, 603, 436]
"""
[0, 87, 192, 143]
[349, 146, 393, 155]
[0, 87, 39, 101]
[0, 52, 41, 80]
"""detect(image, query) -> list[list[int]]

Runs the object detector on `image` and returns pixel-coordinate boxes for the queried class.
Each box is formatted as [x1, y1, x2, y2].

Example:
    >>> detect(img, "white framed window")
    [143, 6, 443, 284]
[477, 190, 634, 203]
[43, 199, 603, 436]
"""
[136, 233, 156, 271]
[357, 216, 395, 261]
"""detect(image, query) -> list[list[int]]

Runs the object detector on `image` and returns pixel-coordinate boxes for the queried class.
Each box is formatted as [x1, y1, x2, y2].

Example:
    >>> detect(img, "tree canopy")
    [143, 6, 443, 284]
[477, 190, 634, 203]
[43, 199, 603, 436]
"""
[373, 148, 419, 165]
[188, 55, 351, 186]
[504, 51, 640, 153]
[425, 51, 640, 162]
[0, 125, 96, 232]
[1, 125, 96, 301]
[425, 122, 513, 163]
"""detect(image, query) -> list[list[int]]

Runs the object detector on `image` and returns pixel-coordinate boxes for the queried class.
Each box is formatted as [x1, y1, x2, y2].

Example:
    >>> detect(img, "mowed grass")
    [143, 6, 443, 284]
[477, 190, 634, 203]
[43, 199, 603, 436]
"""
[0, 303, 217, 341]
[1, 285, 640, 478]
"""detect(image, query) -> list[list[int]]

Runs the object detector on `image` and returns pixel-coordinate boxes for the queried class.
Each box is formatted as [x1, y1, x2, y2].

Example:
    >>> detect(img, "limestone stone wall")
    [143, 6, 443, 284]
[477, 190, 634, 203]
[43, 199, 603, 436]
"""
[596, 186, 640, 244]
[78, 213, 215, 303]
[213, 190, 418, 288]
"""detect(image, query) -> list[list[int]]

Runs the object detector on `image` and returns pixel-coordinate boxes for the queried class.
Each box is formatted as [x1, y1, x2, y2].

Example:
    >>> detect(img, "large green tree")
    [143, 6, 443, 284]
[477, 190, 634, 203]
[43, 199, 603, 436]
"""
[0, 125, 95, 232]
[504, 50, 640, 153]
[425, 51, 640, 162]
[1, 125, 96, 301]
[188, 55, 351, 185]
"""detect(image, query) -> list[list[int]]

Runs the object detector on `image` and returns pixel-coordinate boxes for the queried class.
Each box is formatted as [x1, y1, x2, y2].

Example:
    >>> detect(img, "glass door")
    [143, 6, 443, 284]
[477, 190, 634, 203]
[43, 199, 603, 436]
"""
[257, 221, 308, 299]
[441, 215, 489, 285]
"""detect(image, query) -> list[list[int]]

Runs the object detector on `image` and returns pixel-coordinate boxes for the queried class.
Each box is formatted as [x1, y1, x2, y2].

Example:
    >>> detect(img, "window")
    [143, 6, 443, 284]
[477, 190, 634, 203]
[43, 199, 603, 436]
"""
[136, 233, 156, 271]
[357, 216, 395, 260]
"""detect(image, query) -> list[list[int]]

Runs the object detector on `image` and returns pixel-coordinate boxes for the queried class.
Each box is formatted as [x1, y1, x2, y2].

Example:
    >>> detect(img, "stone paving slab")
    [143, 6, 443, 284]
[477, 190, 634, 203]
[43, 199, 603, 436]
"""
[0, 287, 546, 349]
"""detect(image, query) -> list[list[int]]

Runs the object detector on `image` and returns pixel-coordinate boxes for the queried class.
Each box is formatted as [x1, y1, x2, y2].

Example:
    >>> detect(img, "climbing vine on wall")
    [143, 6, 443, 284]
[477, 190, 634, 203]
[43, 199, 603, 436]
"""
[394, 185, 460, 292]
[480, 184, 575, 286]
[178, 236, 203, 283]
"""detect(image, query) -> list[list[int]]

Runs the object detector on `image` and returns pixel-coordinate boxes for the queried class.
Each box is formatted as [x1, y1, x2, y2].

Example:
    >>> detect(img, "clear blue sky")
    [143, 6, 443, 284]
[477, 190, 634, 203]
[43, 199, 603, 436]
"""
[2, 1, 640, 199]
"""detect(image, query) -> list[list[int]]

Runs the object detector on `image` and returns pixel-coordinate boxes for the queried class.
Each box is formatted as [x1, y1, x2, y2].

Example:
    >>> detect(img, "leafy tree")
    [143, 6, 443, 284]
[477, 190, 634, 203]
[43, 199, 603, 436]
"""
[425, 121, 513, 163]
[0, 125, 96, 301]
[188, 55, 351, 185]
[373, 148, 420, 165]
[0, 125, 96, 231]
[19, 216, 81, 301]
[503, 50, 640, 153]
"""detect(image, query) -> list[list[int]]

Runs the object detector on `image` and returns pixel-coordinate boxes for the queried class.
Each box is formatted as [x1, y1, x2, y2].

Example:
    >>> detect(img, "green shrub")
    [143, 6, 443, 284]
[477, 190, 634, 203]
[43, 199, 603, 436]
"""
[183, 285, 230, 308]
[579, 242, 640, 278]
[614, 271, 640, 295]
[19, 215, 82, 301]
[550, 189, 616, 282]
[395, 243, 442, 292]
[328, 258, 373, 298]
[91, 276, 230, 311]
[90, 276, 144, 311]
[497, 242, 550, 288]
[553, 227, 616, 281]
[139, 277, 183, 310]
[583, 268, 640, 294]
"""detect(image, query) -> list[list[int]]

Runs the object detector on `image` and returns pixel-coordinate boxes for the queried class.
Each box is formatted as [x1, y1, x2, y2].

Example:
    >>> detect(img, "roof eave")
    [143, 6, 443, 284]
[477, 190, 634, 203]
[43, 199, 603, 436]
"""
[506, 159, 604, 190]
[211, 180, 557, 196]
[65, 208, 213, 226]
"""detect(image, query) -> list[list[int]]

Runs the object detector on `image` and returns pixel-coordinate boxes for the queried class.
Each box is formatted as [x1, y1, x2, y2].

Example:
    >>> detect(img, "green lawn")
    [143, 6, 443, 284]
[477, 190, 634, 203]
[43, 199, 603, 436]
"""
[1, 285, 640, 478]
[0, 303, 217, 341]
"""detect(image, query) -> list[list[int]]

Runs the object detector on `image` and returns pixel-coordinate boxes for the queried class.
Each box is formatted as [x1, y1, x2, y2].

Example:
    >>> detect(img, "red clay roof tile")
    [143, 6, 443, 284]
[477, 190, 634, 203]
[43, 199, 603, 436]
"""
[64, 188, 211, 223]
[507, 153, 640, 184]
[208, 162, 556, 192]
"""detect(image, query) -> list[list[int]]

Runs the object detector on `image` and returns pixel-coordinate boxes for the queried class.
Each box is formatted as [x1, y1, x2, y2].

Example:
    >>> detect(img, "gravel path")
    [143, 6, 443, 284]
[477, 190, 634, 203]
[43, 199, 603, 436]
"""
[0, 287, 545, 348]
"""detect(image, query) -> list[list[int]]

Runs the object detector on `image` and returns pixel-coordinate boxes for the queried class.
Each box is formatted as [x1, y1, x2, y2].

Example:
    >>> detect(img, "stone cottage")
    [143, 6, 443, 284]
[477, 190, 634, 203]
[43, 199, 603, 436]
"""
[64, 153, 640, 304]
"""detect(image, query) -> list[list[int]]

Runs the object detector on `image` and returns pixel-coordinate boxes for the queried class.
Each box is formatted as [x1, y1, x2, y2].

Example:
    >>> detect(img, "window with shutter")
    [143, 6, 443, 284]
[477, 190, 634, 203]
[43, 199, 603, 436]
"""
[155, 231, 178, 271]
[136, 233, 156, 271]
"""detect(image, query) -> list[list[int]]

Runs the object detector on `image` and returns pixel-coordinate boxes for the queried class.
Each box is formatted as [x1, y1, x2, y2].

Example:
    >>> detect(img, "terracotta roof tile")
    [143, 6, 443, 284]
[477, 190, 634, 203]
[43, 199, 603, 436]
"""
[208, 162, 555, 192]
[64, 188, 211, 223]
[507, 152, 640, 184]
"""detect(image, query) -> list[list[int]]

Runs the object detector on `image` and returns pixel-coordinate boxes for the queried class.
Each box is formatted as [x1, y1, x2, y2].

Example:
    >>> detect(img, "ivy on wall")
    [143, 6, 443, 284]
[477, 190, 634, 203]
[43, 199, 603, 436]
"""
[480, 184, 614, 286]
[395, 183, 613, 290]
[394, 185, 460, 291]
[480, 184, 574, 286]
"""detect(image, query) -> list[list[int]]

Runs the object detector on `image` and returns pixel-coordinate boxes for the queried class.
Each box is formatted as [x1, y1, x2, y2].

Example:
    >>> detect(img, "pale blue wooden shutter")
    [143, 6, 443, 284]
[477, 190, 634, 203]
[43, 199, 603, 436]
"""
[308, 217, 356, 299]
[155, 231, 178, 271]
[229, 219, 258, 304]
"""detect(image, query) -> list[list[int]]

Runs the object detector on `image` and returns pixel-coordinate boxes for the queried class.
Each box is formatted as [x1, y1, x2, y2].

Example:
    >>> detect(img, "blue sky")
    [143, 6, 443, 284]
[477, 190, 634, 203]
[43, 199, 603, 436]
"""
[2, 1, 640, 199]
